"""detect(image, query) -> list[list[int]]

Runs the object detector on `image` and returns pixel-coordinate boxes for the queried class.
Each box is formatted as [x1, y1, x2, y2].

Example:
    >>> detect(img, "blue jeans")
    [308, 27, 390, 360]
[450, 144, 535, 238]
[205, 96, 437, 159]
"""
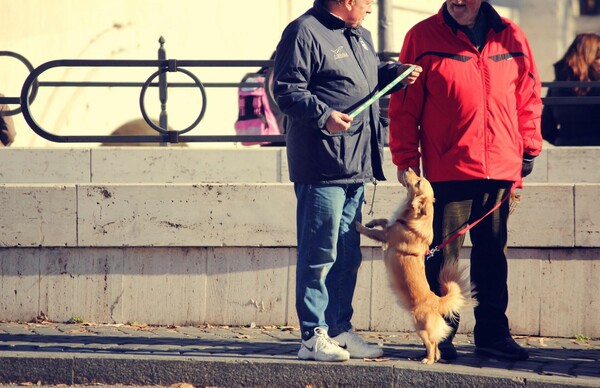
[294, 183, 365, 340]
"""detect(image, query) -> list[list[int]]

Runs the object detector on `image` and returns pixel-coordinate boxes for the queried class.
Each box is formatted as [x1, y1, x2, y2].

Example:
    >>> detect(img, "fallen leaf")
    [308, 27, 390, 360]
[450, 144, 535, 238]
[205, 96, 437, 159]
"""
[278, 325, 296, 331]
[168, 383, 194, 388]
[67, 329, 90, 334]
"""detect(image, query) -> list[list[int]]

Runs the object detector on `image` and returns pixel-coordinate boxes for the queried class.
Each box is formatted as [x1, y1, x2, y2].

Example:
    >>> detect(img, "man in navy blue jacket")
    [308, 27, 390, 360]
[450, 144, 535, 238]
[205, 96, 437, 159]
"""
[273, 0, 421, 362]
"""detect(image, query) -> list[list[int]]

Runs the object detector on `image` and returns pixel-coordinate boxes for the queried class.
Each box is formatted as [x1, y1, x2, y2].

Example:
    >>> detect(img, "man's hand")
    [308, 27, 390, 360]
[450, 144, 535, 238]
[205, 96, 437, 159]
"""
[522, 153, 535, 178]
[398, 64, 423, 86]
[326, 110, 352, 132]
[397, 167, 421, 187]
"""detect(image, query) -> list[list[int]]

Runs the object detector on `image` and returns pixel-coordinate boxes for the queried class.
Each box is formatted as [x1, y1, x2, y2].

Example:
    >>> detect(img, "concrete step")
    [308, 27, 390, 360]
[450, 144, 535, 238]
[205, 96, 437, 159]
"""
[0, 145, 599, 184]
[0, 182, 598, 248]
[0, 322, 598, 387]
[1, 148, 598, 337]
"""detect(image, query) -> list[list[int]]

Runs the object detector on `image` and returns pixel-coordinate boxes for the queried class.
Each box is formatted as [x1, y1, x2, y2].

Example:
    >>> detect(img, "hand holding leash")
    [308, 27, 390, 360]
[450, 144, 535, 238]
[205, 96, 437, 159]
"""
[349, 64, 419, 119]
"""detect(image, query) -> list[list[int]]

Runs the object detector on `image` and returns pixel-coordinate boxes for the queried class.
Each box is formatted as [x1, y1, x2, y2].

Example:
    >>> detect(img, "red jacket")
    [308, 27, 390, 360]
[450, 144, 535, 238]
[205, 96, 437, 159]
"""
[389, 4, 542, 183]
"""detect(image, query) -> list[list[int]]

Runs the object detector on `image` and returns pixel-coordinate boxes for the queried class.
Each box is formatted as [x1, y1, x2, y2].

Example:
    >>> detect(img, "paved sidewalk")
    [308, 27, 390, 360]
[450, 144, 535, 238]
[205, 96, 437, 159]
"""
[0, 321, 598, 387]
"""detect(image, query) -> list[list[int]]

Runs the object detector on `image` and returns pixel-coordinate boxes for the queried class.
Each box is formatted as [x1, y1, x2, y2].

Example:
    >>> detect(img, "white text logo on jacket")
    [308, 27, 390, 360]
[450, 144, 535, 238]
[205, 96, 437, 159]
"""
[359, 38, 369, 52]
[331, 46, 349, 60]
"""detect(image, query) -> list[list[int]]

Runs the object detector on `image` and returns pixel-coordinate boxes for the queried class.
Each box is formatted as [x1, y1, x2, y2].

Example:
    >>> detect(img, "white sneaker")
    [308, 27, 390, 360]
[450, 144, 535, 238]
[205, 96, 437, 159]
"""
[332, 330, 384, 359]
[298, 327, 350, 362]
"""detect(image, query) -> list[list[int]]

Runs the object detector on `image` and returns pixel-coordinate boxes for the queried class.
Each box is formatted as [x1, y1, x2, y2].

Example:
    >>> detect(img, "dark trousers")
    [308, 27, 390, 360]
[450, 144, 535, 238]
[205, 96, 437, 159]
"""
[426, 180, 514, 346]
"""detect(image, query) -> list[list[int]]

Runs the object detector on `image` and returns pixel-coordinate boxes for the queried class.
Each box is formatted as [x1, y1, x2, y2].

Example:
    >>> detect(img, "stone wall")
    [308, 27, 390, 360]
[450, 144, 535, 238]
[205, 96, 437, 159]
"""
[0, 147, 598, 338]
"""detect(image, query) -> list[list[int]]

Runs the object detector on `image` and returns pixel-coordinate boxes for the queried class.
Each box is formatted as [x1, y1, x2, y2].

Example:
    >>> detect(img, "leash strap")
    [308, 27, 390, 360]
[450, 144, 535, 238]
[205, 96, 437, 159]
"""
[349, 65, 416, 119]
[425, 183, 516, 260]
[367, 180, 377, 216]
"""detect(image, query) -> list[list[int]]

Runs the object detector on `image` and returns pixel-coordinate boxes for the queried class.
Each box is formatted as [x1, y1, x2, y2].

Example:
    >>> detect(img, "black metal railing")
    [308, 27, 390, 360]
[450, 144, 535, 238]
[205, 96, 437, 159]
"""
[0, 38, 284, 144]
[1, 40, 599, 144]
[580, 0, 600, 15]
[541, 81, 600, 105]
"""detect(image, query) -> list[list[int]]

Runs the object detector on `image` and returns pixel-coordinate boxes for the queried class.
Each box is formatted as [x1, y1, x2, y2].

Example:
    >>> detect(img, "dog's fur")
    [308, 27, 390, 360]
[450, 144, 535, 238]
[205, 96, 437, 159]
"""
[356, 168, 476, 364]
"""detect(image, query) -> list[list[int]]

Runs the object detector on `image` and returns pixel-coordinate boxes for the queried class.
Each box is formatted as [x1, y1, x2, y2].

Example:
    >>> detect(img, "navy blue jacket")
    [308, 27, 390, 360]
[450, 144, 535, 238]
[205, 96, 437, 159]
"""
[273, 2, 403, 184]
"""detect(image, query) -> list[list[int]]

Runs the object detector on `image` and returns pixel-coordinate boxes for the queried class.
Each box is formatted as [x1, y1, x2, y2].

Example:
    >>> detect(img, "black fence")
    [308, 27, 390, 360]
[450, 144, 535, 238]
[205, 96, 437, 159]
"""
[1, 41, 599, 145]
[0, 38, 284, 145]
[580, 0, 600, 15]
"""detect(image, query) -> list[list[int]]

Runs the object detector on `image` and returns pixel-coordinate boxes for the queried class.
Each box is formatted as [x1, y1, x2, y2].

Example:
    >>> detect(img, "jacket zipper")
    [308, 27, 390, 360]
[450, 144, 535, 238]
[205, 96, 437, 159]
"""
[478, 53, 490, 179]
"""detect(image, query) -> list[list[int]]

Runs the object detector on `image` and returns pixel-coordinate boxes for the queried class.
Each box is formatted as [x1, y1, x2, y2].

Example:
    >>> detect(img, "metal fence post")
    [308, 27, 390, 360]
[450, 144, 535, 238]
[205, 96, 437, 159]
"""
[158, 36, 167, 146]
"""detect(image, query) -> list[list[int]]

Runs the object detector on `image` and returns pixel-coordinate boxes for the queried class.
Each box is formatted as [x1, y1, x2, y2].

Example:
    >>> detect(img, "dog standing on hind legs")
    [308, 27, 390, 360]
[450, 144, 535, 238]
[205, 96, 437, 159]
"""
[356, 168, 476, 364]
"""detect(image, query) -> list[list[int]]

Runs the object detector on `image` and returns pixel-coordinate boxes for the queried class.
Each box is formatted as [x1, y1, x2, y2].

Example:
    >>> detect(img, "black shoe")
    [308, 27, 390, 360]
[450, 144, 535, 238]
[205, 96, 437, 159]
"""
[438, 338, 457, 360]
[475, 337, 529, 361]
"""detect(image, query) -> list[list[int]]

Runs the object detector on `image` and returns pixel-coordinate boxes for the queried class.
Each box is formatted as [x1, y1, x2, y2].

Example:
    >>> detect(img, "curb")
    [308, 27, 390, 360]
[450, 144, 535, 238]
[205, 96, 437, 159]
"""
[1, 352, 598, 388]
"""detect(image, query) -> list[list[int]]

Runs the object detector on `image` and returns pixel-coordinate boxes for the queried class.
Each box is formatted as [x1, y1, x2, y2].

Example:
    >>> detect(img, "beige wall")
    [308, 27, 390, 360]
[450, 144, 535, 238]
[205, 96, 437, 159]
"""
[0, 147, 598, 336]
[0, 0, 596, 148]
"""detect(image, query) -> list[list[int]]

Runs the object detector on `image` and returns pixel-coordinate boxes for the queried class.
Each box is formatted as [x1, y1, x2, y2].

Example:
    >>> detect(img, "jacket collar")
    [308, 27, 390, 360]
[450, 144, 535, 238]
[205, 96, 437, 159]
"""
[311, 0, 362, 36]
[439, 2, 507, 35]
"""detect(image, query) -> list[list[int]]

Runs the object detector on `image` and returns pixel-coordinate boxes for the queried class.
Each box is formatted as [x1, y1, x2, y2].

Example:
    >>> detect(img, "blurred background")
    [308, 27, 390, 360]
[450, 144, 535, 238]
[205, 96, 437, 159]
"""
[0, 0, 598, 147]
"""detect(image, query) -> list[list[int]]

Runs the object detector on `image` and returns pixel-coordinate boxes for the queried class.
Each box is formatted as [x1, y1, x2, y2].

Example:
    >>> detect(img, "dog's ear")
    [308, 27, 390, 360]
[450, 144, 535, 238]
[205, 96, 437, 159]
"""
[412, 195, 428, 216]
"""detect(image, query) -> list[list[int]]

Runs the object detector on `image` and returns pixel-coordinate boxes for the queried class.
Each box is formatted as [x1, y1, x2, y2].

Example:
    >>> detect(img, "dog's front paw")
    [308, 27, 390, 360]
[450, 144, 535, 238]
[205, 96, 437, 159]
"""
[365, 218, 388, 228]
[355, 221, 368, 232]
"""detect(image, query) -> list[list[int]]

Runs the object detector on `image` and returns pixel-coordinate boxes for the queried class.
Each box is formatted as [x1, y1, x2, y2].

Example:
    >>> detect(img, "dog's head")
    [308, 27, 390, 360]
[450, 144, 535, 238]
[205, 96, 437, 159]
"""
[402, 168, 435, 218]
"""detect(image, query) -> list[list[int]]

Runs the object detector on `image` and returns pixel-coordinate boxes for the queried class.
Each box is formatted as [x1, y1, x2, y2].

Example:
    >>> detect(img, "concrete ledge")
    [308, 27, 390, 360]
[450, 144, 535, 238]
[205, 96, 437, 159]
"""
[0, 146, 598, 183]
[1, 246, 598, 337]
[0, 147, 286, 184]
[0, 182, 596, 247]
[76, 183, 296, 247]
[0, 148, 598, 338]
[0, 148, 91, 183]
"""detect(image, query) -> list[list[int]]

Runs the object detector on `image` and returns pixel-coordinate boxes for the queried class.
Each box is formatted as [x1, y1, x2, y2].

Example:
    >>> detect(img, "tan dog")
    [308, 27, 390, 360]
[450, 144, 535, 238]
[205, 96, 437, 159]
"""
[356, 168, 475, 364]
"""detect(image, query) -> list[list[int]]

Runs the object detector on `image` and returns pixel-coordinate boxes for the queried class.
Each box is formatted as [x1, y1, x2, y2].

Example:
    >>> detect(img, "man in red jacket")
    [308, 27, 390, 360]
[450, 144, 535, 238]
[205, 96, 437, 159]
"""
[388, 0, 542, 361]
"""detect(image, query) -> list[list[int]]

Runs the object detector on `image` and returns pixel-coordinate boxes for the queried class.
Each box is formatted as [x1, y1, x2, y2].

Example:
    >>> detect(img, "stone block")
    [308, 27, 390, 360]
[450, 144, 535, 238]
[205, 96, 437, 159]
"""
[508, 184, 574, 247]
[547, 147, 600, 183]
[539, 249, 600, 338]
[0, 250, 39, 321]
[91, 148, 283, 183]
[205, 247, 290, 326]
[121, 248, 206, 325]
[0, 148, 90, 183]
[575, 184, 600, 247]
[77, 183, 296, 247]
[0, 185, 77, 247]
[286, 248, 298, 328]
[525, 150, 548, 183]
[504, 249, 543, 336]
[39, 248, 124, 323]
[279, 147, 290, 183]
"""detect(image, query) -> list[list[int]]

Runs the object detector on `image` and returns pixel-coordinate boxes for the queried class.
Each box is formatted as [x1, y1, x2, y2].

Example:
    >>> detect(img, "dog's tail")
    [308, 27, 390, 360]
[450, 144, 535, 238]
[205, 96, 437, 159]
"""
[437, 263, 477, 321]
